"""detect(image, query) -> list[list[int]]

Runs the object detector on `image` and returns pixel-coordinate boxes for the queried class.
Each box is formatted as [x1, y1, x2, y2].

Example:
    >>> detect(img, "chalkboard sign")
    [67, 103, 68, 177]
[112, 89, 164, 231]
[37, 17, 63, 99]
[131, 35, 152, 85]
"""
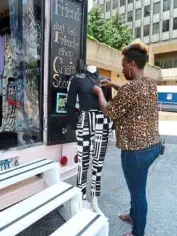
[47, 0, 87, 145]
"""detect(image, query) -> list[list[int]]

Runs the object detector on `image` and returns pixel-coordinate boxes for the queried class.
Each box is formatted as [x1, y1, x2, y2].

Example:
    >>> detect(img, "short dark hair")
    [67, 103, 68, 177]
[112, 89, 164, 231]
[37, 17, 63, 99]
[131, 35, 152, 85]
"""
[121, 42, 148, 69]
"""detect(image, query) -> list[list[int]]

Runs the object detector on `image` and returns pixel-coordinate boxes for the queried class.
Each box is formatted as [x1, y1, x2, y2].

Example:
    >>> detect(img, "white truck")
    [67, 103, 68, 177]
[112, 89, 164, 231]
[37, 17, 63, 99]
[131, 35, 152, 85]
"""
[0, 0, 163, 212]
[0, 0, 88, 211]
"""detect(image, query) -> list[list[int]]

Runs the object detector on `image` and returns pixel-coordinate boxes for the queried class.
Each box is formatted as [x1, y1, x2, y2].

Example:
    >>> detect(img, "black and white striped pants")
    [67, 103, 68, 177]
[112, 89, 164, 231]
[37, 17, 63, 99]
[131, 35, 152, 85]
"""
[76, 110, 112, 200]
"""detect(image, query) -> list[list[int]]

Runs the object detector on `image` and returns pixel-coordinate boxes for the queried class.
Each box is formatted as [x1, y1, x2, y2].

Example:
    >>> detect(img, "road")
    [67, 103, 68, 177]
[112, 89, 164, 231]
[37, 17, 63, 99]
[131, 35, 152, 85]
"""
[18, 135, 177, 236]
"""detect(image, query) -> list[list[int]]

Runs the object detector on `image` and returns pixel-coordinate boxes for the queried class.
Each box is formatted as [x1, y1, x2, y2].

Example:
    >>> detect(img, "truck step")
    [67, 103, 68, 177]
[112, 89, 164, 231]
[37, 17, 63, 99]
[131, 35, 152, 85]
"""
[0, 182, 81, 236]
[0, 158, 60, 189]
[50, 208, 109, 236]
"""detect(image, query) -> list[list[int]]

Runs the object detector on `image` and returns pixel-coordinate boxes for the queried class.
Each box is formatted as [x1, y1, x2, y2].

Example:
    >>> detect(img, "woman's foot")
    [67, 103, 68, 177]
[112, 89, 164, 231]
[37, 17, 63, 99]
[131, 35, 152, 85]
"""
[119, 213, 133, 224]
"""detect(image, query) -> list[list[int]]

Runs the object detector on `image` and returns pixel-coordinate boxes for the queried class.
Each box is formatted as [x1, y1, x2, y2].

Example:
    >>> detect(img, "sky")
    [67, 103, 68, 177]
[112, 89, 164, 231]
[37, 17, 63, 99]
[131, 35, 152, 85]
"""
[88, 0, 93, 11]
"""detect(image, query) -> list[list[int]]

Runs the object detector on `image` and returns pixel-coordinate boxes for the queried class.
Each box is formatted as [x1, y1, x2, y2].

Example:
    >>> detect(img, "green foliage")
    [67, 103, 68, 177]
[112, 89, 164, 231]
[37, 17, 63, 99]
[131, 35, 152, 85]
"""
[87, 34, 98, 42]
[87, 8, 105, 43]
[87, 8, 133, 51]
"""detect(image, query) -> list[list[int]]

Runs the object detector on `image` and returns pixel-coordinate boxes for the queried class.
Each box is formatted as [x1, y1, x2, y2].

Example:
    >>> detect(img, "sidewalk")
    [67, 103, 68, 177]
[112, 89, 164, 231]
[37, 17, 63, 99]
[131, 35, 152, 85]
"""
[159, 111, 177, 121]
[159, 120, 177, 135]
[18, 138, 177, 236]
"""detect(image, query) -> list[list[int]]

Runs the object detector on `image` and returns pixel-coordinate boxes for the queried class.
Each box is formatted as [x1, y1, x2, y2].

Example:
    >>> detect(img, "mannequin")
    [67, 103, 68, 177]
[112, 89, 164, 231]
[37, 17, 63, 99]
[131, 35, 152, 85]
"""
[67, 65, 113, 218]
[87, 65, 97, 73]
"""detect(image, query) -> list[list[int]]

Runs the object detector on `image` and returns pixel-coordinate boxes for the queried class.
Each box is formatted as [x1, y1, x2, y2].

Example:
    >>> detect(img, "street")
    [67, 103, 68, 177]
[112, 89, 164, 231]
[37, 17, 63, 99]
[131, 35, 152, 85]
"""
[18, 135, 177, 236]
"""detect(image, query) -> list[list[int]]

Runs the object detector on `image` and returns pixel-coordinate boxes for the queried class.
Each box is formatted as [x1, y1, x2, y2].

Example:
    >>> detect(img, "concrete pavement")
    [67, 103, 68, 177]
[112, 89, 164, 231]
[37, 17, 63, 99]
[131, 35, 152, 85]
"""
[18, 136, 177, 236]
[95, 141, 177, 236]
[159, 111, 177, 121]
[159, 120, 177, 136]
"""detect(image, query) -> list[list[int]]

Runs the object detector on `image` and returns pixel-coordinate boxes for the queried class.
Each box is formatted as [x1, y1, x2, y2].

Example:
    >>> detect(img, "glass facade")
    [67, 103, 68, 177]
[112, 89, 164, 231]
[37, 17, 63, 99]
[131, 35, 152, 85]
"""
[120, 0, 125, 7]
[135, 8, 141, 20]
[153, 2, 160, 15]
[106, 1, 111, 12]
[113, 0, 118, 10]
[127, 11, 133, 22]
[155, 52, 177, 69]
[163, 19, 170, 32]
[144, 5, 150, 17]
[144, 25, 150, 37]
[96, 0, 177, 42]
[163, 0, 171, 12]
[173, 17, 177, 30]
[0, 0, 43, 150]
[153, 22, 160, 34]
[135, 27, 141, 38]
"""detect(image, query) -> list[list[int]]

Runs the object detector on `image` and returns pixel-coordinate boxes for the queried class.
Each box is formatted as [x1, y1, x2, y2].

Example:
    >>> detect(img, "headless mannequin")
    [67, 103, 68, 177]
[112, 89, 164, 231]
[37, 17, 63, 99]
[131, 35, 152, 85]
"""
[86, 65, 106, 217]
[67, 65, 112, 219]
[87, 65, 97, 74]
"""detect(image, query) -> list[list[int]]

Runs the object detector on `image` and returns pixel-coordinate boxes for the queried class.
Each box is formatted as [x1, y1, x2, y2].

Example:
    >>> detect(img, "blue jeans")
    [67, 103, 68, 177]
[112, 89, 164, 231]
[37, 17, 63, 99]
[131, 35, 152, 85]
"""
[121, 142, 162, 236]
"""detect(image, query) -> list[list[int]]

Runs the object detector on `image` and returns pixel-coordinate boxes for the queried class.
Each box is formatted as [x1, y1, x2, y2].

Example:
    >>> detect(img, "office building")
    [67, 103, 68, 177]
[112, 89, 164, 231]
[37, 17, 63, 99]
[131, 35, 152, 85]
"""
[95, 0, 177, 79]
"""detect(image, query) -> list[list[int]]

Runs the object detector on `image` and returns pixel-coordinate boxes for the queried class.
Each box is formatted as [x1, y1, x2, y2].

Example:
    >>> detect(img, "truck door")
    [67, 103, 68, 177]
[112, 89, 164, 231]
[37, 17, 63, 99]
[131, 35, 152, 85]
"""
[46, 0, 88, 145]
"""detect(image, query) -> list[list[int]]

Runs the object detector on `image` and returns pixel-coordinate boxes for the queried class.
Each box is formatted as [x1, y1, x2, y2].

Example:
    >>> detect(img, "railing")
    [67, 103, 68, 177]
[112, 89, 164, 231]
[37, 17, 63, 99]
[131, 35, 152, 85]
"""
[158, 102, 177, 113]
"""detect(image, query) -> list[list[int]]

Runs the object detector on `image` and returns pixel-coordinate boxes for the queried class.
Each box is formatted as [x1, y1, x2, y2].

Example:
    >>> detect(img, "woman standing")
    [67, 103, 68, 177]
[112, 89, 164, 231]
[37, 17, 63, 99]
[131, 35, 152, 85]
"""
[93, 42, 162, 236]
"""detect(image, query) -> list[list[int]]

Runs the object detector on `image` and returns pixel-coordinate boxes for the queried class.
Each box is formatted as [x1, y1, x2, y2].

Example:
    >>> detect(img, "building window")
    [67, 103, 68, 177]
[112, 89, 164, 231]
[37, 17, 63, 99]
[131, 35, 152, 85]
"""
[163, 19, 170, 32]
[175, 0, 177, 8]
[106, 1, 111, 12]
[135, 27, 141, 38]
[163, 59, 173, 68]
[136, 8, 141, 20]
[120, 0, 125, 7]
[127, 11, 133, 22]
[121, 13, 125, 19]
[153, 22, 160, 34]
[98, 0, 104, 4]
[0, 0, 43, 150]
[144, 5, 150, 17]
[128, 0, 133, 4]
[113, 0, 118, 9]
[144, 25, 150, 37]
[163, 0, 171, 12]
[153, 2, 160, 15]
[155, 52, 177, 69]
[100, 4, 104, 13]
[174, 59, 177, 67]
[173, 17, 177, 30]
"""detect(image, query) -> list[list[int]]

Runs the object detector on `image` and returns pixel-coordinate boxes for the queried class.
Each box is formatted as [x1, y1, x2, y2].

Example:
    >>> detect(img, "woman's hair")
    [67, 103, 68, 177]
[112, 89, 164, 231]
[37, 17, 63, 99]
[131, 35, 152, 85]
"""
[121, 41, 148, 69]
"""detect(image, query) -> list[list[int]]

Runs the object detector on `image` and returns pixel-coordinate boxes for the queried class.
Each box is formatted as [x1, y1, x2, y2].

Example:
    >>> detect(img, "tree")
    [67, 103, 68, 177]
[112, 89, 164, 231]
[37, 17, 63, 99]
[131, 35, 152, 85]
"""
[88, 8, 133, 51]
[87, 7, 105, 43]
[103, 13, 133, 50]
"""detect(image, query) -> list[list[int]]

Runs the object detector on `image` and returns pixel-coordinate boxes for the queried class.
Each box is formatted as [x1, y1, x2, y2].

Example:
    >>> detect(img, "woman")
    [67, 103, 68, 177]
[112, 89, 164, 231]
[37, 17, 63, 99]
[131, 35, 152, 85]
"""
[93, 41, 162, 236]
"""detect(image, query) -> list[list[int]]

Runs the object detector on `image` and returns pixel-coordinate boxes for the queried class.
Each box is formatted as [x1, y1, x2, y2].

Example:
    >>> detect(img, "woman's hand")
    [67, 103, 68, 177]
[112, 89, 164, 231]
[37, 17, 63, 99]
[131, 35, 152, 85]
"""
[101, 80, 123, 91]
[93, 85, 109, 117]
[93, 85, 102, 96]
[100, 79, 112, 87]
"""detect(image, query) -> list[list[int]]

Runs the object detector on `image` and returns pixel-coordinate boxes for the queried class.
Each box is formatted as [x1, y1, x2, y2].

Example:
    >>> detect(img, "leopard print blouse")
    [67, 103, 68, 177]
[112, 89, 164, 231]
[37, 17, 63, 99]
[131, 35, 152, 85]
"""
[108, 77, 160, 151]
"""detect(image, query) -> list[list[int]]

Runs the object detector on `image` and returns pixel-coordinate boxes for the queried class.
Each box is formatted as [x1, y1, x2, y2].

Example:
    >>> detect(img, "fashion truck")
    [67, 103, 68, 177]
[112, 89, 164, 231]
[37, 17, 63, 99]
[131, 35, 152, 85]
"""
[0, 0, 88, 210]
[0, 0, 162, 211]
